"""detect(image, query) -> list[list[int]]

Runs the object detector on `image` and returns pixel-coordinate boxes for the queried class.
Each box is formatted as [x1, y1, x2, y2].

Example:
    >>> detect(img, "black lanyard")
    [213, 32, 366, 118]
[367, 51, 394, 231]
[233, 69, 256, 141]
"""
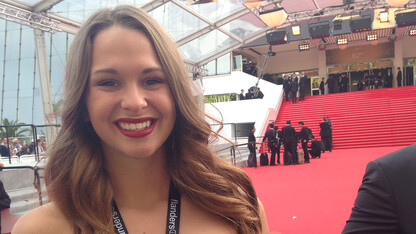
[112, 181, 181, 234]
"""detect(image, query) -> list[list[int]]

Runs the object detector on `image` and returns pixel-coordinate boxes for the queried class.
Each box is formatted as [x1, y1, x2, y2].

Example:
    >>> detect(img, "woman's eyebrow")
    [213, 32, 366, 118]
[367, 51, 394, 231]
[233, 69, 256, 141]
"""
[91, 67, 163, 75]
[142, 67, 164, 74]
[91, 68, 118, 75]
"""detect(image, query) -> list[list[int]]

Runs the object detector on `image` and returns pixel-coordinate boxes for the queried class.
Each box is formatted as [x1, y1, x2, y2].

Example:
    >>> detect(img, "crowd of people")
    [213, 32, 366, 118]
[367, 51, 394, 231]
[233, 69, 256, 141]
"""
[0, 137, 46, 157]
[248, 117, 333, 167]
[239, 86, 264, 100]
[283, 72, 309, 103]
[322, 68, 403, 94]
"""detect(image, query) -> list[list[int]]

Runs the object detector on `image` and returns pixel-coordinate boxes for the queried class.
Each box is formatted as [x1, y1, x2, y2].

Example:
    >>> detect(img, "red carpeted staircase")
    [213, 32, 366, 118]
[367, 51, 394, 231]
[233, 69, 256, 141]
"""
[261, 86, 416, 151]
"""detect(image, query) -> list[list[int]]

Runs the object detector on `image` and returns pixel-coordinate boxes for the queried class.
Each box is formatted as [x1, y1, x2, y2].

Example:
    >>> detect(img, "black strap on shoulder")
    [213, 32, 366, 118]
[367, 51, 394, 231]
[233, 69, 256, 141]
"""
[113, 201, 128, 234]
[112, 181, 181, 234]
[165, 181, 181, 233]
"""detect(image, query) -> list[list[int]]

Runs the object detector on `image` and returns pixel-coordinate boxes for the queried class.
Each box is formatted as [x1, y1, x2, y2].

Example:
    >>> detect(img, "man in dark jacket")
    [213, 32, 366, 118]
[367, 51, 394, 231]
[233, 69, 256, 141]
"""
[247, 126, 257, 168]
[274, 125, 282, 165]
[299, 72, 308, 101]
[326, 76, 336, 94]
[0, 137, 10, 157]
[298, 121, 311, 163]
[282, 121, 297, 165]
[320, 118, 332, 152]
[397, 67, 402, 87]
[256, 88, 264, 99]
[308, 137, 322, 159]
[239, 89, 245, 100]
[283, 76, 291, 101]
[263, 123, 278, 166]
[341, 73, 349, 92]
[343, 144, 416, 233]
[319, 77, 325, 95]
[290, 74, 298, 103]
[386, 68, 393, 88]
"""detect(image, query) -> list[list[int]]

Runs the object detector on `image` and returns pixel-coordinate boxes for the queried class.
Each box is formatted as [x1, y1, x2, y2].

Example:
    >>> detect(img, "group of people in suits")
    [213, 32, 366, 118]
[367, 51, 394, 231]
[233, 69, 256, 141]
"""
[260, 120, 324, 166]
[239, 87, 264, 100]
[283, 72, 309, 103]
[321, 67, 407, 95]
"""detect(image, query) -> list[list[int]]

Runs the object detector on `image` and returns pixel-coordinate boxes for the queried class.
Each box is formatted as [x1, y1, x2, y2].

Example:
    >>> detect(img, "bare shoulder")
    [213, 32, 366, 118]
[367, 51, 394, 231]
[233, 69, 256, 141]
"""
[180, 195, 237, 234]
[12, 202, 73, 234]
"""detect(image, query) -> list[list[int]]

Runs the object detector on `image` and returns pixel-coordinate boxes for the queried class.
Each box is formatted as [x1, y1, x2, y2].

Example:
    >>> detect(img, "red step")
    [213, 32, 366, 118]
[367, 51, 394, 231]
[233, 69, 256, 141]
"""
[260, 86, 416, 152]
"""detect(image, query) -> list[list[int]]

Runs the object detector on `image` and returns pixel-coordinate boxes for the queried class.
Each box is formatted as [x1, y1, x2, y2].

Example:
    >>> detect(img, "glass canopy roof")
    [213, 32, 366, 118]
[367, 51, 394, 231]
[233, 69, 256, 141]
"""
[4, 0, 416, 65]
[5, 0, 272, 65]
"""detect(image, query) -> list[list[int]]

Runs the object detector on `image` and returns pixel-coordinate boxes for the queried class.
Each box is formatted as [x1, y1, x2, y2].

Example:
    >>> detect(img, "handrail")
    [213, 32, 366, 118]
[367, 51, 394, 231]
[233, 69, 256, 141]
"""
[215, 142, 264, 166]
[1, 165, 45, 206]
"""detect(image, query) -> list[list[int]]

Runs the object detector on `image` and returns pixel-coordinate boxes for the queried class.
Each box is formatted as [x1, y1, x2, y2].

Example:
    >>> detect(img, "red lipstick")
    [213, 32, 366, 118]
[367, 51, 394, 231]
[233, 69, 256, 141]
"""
[114, 118, 157, 138]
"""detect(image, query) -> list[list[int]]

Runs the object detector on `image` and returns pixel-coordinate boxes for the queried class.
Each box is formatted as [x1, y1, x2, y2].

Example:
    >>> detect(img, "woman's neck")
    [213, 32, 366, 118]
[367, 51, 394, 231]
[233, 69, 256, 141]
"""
[105, 149, 170, 209]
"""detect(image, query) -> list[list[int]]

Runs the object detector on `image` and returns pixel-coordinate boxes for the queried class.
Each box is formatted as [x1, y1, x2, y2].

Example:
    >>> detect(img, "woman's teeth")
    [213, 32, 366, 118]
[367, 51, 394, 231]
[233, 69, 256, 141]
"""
[119, 120, 152, 131]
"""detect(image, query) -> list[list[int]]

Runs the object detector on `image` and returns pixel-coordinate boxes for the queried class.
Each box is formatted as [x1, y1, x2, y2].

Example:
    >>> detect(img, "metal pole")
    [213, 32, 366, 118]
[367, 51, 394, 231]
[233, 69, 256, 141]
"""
[255, 45, 273, 89]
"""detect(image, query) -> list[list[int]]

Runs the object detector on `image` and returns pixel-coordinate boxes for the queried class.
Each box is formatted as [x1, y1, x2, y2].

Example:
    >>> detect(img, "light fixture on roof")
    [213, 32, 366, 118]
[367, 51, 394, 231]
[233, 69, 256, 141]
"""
[298, 43, 310, 51]
[292, 26, 301, 36]
[337, 38, 348, 45]
[243, 0, 267, 8]
[366, 34, 377, 41]
[259, 7, 288, 28]
[380, 11, 389, 22]
[410, 29, 416, 36]
[386, 0, 409, 7]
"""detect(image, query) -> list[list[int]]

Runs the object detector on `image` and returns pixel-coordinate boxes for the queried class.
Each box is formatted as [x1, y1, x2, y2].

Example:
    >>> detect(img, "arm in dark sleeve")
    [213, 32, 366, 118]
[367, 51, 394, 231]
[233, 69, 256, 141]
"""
[0, 181, 11, 210]
[262, 133, 267, 143]
[342, 161, 399, 234]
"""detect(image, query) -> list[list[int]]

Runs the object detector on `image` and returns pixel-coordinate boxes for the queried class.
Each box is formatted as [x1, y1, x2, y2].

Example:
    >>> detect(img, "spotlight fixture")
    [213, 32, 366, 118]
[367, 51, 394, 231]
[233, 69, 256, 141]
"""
[410, 29, 416, 36]
[380, 11, 389, 23]
[259, 7, 288, 27]
[243, 0, 266, 8]
[292, 26, 300, 36]
[367, 34, 378, 41]
[386, 0, 409, 7]
[337, 38, 348, 45]
[298, 43, 310, 51]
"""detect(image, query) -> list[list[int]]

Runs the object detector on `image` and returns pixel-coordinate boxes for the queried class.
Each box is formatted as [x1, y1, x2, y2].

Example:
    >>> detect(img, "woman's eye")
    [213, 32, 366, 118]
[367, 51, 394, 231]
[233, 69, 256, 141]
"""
[98, 80, 118, 86]
[144, 78, 162, 86]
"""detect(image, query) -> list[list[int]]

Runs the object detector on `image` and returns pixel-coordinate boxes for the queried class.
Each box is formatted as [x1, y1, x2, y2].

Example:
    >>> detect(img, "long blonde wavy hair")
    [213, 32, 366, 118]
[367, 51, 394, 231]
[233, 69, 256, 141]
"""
[45, 5, 261, 233]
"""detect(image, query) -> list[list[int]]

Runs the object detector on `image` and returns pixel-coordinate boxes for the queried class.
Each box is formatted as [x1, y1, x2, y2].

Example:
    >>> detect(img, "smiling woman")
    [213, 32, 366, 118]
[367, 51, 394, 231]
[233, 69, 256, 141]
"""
[12, 5, 269, 234]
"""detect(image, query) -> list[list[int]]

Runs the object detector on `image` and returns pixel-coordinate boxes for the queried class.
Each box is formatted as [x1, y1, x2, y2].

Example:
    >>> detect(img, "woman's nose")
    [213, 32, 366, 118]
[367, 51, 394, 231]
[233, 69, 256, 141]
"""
[120, 86, 148, 112]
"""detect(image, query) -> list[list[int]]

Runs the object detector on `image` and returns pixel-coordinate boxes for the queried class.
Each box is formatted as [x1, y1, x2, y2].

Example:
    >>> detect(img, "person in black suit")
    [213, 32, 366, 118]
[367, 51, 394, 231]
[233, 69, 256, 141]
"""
[298, 121, 311, 163]
[247, 126, 257, 168]
[281, 121, 297, 165]
[239, 89, 245, 100]
[337, 75, 343, 93]
[262, 123, 278, 166]
[320, 118, 331, 152]
[245, 88, 254, 99]
[319, 77, 325, 95]
[256, 88, 264, 99]
[326, 75, 335, 94]
[274, 126, 282, 165]
[343, 144, 416, 233]
[299, 71, 308, 101]
[397, 67, 402, 87]
[283, 76, 290, 102]
[290, 74, 298, 103]
[0, 137, 10, 157]
[341, 73, 349, 92]
[308, 137, 321, 159]
[386, 68, 393, 88]
[357, 79, 364, 91]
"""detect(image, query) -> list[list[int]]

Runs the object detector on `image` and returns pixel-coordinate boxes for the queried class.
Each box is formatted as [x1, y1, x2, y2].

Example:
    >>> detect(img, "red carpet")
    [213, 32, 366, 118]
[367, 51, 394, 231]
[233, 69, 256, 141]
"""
[260, 86, 416, 153]
[243, 146, 406, 234]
